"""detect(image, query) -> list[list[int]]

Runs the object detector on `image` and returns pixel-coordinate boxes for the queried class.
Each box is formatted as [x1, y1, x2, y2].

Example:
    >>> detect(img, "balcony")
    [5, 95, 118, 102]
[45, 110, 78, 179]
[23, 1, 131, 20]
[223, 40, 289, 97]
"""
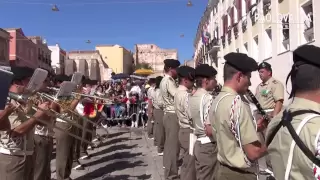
[227, 28, 232, 44]
[263, 2, 271, 16]
[242, 18, 247, 33]
[233, 24, 239, 39]
[250, 8, 258, 25]
[208, 38, 220, 54]
[221, 35, 226, 48]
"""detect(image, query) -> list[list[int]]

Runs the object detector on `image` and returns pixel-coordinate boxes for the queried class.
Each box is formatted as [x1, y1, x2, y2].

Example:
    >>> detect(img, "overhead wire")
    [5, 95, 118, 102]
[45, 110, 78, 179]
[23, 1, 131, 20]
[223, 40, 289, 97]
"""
[0, 0, 187, 6]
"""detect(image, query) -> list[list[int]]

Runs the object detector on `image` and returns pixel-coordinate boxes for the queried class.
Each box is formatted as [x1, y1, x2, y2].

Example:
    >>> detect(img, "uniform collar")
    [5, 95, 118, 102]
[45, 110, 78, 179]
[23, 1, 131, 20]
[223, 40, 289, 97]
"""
[196, 88, 208, 94]
[261, 77, 274, 85]
[178, 85, 188, 91]
[290, 97, 320, 112]
[221, 86, 238, 95]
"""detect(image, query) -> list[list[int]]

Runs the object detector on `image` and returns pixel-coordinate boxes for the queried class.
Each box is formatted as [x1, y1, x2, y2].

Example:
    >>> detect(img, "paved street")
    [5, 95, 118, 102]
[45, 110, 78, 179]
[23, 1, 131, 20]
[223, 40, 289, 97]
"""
[50, 127, 269, 180]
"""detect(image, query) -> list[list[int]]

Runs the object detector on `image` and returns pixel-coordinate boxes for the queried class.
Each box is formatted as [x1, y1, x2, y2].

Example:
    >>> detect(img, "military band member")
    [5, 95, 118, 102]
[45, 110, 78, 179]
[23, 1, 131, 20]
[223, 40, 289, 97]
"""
[147, 78, 156, 140]
[33, 77, 55, 180]
[189, 64, 218, 180]
[0, 66, 49, 180]
[213, 53, 267, 180]
[51, 75, 80, 180]
[152, 76, 165, 155]
[255, 62, 284, 118]
[160, 59, 180, 180]
[174, 66, 196, 180]
[266, 45, 320, 180]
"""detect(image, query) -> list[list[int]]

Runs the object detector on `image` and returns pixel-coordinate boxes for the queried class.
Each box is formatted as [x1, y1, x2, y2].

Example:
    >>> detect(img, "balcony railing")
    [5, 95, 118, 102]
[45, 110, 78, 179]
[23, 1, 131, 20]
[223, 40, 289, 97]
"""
[242, 18, 247, 33]
[221, 35, 226, 48]
[227, 29, 232, 44]
[233, 24, 239, 39]
[263, 2, 271, 16]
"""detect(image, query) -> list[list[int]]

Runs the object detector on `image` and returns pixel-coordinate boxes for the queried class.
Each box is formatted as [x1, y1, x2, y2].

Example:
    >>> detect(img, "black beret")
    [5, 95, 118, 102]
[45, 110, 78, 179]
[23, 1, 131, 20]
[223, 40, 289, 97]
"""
[195, 64, 217, 77]
[258, 62, 272, 71]
[155, 76, 163, 83]
[224, 53, 258, 72]
[177, 66, 195, 80]
[164, 59, 180, 68]
[11, 66, 34, 81]
[293, 45, 320, 66]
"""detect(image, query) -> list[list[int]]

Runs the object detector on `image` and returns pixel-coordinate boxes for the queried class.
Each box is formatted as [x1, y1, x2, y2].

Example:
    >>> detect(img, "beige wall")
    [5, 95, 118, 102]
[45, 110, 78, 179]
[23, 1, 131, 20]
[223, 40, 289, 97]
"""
[135, 44, 178, 75]
[96, 45, 133, 74]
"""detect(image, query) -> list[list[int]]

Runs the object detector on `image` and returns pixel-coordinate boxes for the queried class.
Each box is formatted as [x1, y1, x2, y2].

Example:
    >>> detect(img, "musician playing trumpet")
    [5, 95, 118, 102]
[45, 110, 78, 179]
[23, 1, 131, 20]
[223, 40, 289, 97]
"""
[50, 74, 81, 180]
[33, 76, 55, 180]
[0, 66, 49, 180]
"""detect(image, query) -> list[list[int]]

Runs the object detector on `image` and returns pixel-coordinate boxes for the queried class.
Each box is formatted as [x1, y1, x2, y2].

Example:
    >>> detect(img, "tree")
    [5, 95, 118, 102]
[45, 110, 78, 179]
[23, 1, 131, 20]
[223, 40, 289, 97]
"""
[133, 62, 153, 70]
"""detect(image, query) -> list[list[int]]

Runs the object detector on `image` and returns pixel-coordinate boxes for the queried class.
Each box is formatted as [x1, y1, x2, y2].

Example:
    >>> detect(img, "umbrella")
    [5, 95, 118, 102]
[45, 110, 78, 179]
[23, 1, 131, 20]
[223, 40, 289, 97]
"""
[134, 69, 154, 76]
[130, 75, 148, 80]
[111, 73, 130, 80]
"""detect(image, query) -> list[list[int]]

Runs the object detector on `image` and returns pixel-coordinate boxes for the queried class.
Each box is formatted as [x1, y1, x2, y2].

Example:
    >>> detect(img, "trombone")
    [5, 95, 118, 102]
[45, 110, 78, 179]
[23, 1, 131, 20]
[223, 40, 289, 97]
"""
[8, 92, 96, 146]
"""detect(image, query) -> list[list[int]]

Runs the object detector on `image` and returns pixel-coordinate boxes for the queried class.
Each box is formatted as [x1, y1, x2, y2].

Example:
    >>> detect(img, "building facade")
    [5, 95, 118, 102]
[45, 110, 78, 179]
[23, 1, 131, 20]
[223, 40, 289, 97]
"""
[67, 50, 108, 81]
[48, 44, 66, 75]
[184, 60, 195, 68]
[5, 28, 37, 69]
[194, 0, 317, 103]
[134, 44, 178, 76]
[28, 36, 53, 73]
[0, 28, 10, 66]
[96, 44, 134, 74]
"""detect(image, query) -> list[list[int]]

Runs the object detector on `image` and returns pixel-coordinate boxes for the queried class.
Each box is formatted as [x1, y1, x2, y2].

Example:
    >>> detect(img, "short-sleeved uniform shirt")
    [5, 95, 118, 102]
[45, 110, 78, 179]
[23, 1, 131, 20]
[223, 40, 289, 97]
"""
[160, 75, 178, 113]
[0, 100, 35, 155]
[174, 85, 190, 129]
[266, 98, 320, 180]
[255, 77, 284, 110]
[189, 88, 213, 138]
[213, 87, 259, 172]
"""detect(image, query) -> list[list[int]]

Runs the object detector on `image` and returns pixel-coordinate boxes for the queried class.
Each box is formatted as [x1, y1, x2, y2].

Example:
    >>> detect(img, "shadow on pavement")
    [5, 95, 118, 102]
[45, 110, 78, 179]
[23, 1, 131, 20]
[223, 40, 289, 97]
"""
[102, 174, 152, 180]
[89, 144, 138, 157]
[75, 160, 148, 180]
[83, 151, 143, 167]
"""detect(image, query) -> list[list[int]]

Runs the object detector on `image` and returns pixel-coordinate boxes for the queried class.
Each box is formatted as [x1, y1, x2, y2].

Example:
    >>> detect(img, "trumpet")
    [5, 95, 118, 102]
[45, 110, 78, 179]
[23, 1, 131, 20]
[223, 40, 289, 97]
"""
[47, 87, 112, 104]
[8, 92, 96, 146]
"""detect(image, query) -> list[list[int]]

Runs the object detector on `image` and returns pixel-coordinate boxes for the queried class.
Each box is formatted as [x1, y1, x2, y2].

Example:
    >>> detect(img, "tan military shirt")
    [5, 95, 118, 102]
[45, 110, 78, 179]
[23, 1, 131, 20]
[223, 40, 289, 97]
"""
[174, 85, 190, 129]
[266, 98, 320, 180]
[152, 88, 163, 109]
[189, 88, 213, 138]
[213, 86, 259, 171]
[160, 74, 178, 113]
[255, 77, 284, 110]
[0, 100, 35, 155]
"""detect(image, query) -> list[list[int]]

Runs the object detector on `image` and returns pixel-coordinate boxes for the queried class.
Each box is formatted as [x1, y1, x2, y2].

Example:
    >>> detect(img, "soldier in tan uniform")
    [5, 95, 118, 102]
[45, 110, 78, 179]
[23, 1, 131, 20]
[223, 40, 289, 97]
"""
[160, 59, 180, 180]
[255, 62, 284, 177]
[174, 66, 196, 180]
[255, 62, 284, 118]
[0, 66, 49, 180]
[189, 64, 218, 180]
[152, 76, 165, 155]
[147, 78, 156, 140]
[266, 45, 320, 180]
[213, 53, 267, 180]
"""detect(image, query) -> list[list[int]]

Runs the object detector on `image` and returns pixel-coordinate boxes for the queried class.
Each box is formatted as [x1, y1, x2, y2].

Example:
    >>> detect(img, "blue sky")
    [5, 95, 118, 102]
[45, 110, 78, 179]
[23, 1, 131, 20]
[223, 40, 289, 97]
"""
[0, 0, 207, 62]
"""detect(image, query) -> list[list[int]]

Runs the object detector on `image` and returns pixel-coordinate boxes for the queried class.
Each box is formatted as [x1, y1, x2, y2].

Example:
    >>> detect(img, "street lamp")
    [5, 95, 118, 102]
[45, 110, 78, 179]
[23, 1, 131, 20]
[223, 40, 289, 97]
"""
[52, 4, 59, 11]
[186, 0, 193, 7]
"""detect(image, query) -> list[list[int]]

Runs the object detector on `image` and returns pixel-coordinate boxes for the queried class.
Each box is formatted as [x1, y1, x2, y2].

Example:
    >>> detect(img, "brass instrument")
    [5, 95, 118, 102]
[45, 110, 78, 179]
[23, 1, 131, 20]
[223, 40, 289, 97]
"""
[8, 92, 95, 146]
